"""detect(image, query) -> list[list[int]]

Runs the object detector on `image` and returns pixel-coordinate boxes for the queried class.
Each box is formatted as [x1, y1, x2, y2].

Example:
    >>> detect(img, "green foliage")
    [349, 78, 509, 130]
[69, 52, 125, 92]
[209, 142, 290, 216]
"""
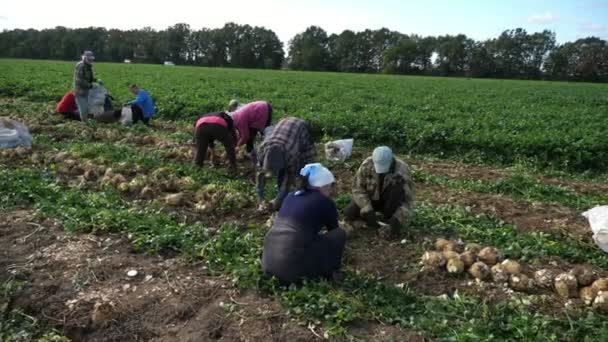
[2, 59, 608, 171]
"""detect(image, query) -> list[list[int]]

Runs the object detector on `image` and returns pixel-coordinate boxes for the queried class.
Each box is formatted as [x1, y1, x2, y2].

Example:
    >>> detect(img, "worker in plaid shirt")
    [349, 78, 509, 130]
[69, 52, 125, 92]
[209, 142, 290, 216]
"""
[256, 117, 316, 211]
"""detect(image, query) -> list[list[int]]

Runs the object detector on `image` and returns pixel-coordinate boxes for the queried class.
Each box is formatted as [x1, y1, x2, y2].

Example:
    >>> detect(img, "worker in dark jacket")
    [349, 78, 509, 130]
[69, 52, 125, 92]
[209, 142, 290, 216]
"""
[73, 50, 96, 122]
[193, 112, 237, 172]
[256, 117, 315, 210]
[262, 163, 346, 285]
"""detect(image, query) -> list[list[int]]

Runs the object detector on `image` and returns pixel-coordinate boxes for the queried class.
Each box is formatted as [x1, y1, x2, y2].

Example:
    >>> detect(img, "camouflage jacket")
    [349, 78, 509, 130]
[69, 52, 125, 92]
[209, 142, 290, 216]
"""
[352, 157, 415, 224]
[73, 61, 94, 96]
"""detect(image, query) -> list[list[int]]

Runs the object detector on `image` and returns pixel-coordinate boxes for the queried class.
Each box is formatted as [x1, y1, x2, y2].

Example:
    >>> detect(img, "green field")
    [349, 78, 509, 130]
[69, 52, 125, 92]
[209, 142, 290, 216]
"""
[2, 59, 608, 340]
[1, 59, 607, 172]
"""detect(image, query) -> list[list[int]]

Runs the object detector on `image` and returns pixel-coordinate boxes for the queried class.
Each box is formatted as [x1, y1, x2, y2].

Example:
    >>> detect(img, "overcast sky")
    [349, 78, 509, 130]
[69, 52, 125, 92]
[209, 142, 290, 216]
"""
[1, 0, 606, 46]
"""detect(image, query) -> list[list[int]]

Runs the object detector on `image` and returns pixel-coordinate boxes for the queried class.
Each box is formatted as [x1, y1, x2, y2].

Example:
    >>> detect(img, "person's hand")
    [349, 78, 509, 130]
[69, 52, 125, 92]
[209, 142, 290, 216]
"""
[363, 211, 379, 228]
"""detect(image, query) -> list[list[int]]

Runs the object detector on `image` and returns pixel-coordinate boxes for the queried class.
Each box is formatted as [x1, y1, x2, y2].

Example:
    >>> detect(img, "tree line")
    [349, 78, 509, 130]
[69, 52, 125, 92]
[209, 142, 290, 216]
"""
[0, 23, 285, 69]
[0, 24, 606, 82]
[288, 26, 608, 82]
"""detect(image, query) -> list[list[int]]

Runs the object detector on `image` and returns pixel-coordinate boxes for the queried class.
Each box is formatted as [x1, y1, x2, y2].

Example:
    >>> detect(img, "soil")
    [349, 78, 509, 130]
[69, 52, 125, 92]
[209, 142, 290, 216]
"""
[1, 210, 417, 341]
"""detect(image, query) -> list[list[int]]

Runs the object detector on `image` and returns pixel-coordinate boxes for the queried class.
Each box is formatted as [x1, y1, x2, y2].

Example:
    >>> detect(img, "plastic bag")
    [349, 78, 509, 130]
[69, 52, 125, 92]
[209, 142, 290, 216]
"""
[88, 83, 109, 116]
[582, 206, 608, 253]
[119, 106, 133, 126]
[325, 138, 354, 162]
[0, 117, 32, 149]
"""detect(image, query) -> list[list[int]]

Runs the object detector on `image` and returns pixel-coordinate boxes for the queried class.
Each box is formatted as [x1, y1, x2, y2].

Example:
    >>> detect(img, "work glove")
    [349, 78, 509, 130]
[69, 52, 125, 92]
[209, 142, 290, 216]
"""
[362, 211, 379, 228]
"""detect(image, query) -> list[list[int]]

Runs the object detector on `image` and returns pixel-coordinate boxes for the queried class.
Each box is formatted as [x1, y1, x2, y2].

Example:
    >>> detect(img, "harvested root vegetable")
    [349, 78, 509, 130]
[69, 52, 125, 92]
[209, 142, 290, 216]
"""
[509, 274, 532, 292]
[478, 247, 500, 265]
[53, 151, 69, 163]
[118, 182, 130, 192]
[555, 272, 578, 298]
[91, 301, 116, 325]
[443, 240, 464, 253]
[434, 238, 450, 251]
[501, 259, 522, 275]
[84, 169, 98, 181]
[104, 168, 115, 178]
[468, 261, 491, 280]
[421, 251, 446, 269]
[140, 186, 155, 200]
[465, 243, 482, 254]
[534, 269, 554, 289]
[591, 278, 608, 291]
[165, 193, 186, 206]
[573, 266, 597, 287]
[112, 174, 127, 186]
[447, 258, 465, 274]
[580, 286, 599, 305]
[593, 291, 608, 313]
[460, 251, 477, 268]
[195, 202, 213, 213]
[491, 264, 509, 283]
[443, 251, 460, 261]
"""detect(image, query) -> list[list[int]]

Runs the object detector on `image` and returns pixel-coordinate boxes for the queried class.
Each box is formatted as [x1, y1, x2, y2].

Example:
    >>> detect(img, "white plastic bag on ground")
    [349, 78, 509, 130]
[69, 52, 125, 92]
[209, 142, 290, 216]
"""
[0, 117, 32, 149]
[88, 83, 108, 116]
[119, 106, 133, 126]
[582, 205, 608, 253]
[325, 138, 354, 162]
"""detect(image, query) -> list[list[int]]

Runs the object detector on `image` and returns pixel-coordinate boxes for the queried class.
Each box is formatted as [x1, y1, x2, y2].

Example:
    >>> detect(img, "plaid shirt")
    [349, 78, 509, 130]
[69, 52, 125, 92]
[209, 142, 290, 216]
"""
[352, 157, 415, 224]
[256, 117, 315, 200]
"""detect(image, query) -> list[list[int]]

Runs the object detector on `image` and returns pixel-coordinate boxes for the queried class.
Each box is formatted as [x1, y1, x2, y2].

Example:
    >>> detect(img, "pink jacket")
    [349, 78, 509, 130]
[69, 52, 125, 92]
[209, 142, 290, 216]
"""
[195, 115, 227, 129]
[232, 101, 270, 146]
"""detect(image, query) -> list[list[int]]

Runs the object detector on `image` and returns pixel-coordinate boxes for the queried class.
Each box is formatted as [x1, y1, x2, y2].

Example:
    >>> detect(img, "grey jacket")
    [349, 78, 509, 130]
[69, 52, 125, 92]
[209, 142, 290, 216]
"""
[73, 61, 94, 96]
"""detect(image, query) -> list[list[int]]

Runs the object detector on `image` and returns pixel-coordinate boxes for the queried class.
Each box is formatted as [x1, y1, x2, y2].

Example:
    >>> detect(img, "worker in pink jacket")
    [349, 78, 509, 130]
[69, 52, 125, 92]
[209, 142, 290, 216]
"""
[231, 100, 273, 154]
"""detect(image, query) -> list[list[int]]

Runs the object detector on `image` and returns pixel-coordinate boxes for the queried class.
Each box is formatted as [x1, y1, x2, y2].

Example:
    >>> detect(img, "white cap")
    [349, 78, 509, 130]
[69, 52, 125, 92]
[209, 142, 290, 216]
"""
[300, 163, 335, 187]
[372, 146, 393, 173]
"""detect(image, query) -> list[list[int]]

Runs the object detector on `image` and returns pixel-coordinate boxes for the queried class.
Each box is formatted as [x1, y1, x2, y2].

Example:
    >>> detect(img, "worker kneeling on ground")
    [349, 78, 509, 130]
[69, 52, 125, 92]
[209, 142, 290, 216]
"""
[256, 117, 315, 210]
[124, 84, 155, 125]
[262, 163, 346, 285]
[193, 112, 237, 173]
[344, 146, 415, 238]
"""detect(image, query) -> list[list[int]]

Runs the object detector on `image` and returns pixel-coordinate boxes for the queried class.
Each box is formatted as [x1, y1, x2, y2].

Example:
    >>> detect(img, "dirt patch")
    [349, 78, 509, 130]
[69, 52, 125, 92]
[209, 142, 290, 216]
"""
[0, 210, 317, 341]
[410, 158, 608, 196]
[417, 183, 591, 240]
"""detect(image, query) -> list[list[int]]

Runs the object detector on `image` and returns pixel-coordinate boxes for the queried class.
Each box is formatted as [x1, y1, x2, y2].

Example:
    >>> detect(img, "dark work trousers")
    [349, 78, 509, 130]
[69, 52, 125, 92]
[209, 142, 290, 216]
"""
[131, 104, 150, 125]
[194, 123, 236, 169]
[344, 184, 406, 222]
[245, 103, 273, 153]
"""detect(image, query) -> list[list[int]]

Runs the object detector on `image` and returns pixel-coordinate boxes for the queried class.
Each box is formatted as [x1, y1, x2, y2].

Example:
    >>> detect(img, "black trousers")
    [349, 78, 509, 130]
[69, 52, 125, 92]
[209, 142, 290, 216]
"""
[195, 123, 236, 168]
[344, 185, 406, 222]
[131, 104, 150, 125]
[245, 103, 273, 153]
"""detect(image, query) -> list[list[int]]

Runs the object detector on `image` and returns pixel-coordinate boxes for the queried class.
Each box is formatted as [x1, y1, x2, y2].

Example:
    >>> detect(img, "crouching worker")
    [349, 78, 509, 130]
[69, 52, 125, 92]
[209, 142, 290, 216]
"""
[125, 84, 155, 125]
[344, 146, 415, 238]
[193, 112, 237, 173]
[231, 100, 272, 154]
[256, 117, 315, 210]
[262, 163, 346, 285]
[56, 91, 80, 121]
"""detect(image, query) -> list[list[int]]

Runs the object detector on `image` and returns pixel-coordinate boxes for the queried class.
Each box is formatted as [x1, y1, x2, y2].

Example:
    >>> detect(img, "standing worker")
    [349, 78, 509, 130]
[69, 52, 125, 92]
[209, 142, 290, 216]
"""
[73, 51, 96, 122]
[256, 117, 315, 210]
[125, 84, 156, 125]
[344, 146, 415, 238]
[231, 101, 272, 154]
[261, 163, 346, 285]
[193, 112, 238, 173]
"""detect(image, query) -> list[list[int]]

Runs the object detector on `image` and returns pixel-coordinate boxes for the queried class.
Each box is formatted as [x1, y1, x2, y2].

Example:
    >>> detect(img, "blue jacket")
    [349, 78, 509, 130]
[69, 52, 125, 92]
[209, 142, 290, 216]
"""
[128, 90, 156, 118]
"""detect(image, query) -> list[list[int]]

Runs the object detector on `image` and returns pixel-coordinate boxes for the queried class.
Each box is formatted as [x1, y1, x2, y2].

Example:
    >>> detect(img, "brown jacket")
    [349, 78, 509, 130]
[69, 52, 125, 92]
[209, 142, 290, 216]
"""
[352, 157, 415, 224]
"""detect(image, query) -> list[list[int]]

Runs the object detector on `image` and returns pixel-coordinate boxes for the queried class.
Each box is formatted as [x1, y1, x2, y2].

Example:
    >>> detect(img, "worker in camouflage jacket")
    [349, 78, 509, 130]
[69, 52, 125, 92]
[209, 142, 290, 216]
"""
[344, 146, 415, 238]
[73, 50, 96, 122]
